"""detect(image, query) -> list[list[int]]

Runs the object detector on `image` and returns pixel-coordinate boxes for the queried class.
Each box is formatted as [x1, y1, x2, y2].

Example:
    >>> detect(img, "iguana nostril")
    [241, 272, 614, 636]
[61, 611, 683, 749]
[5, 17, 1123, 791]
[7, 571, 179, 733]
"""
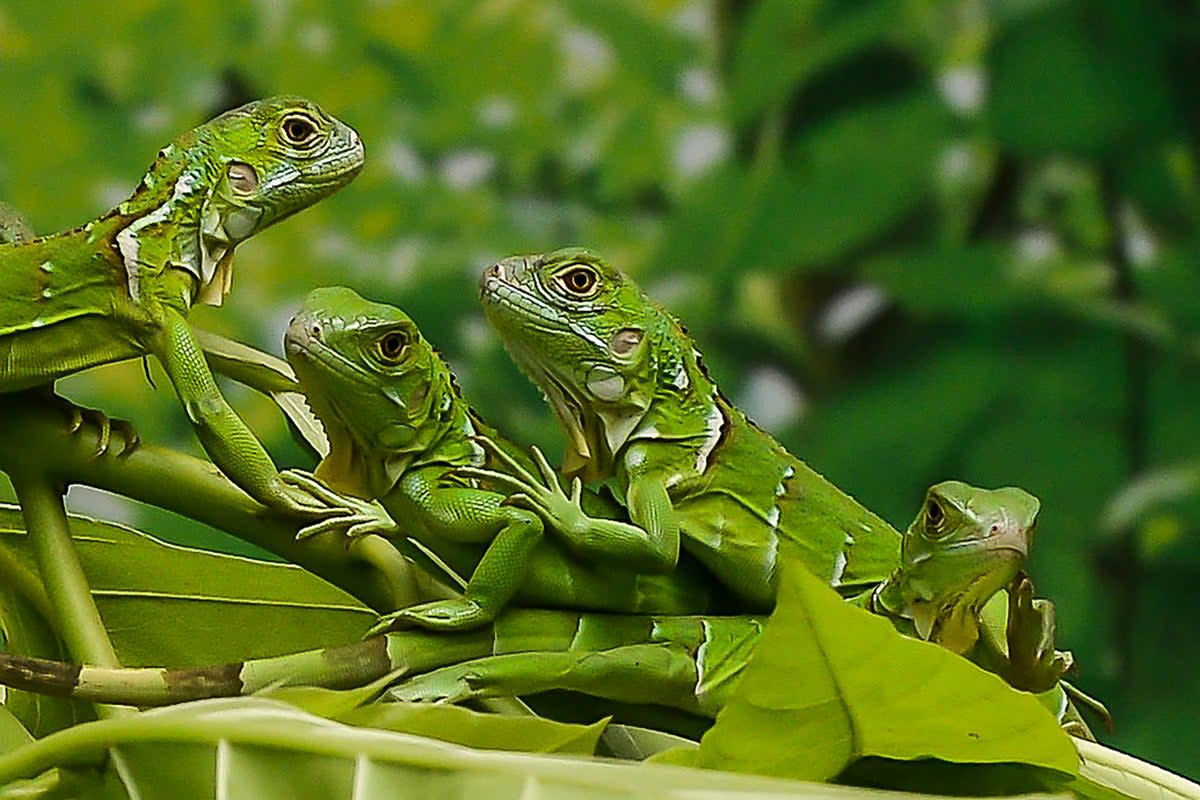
[309, 322, 322, 340]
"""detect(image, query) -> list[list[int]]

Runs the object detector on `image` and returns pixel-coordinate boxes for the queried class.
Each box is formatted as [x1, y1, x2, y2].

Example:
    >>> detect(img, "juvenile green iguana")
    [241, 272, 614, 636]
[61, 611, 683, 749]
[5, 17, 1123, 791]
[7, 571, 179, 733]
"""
[0, 97, 364, 515]
[468, 248, 899, 616]
[0, 480, 1061, 723]
[282, 287, 723, 629]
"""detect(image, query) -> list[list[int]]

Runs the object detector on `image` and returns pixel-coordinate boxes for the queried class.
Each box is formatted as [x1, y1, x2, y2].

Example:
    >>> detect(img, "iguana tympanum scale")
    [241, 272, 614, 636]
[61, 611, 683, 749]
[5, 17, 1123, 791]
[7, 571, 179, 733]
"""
[0, 97, 364, 515]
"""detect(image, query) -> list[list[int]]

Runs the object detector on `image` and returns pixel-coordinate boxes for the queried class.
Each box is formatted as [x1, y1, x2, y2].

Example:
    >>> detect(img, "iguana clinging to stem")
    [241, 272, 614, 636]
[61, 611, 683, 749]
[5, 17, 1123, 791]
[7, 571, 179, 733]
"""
[470, 248, 900, 612]
[0, 97, 364, 515]
[277, 289, 1090, 726]
[0, 479, 1078, 731]
[282, 287, 722, 630]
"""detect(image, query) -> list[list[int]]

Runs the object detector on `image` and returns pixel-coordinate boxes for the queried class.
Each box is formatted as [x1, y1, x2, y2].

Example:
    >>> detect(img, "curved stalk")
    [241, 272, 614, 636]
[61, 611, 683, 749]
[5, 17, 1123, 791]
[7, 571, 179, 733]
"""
[7, 475, 117, 671]
[0, 396, 450, 614]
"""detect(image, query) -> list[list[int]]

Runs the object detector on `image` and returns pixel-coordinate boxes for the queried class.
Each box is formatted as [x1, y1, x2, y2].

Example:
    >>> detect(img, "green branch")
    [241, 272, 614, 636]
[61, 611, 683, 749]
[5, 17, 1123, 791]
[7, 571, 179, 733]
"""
[0, 396, 449, 615]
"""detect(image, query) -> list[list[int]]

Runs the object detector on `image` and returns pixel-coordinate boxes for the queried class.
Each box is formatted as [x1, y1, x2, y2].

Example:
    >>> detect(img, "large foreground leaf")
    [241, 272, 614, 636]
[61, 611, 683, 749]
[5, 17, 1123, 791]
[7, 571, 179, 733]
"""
[0, 505, 372, 667]
[0, 697, 1038, 799]
[691, 563, 1078, 782]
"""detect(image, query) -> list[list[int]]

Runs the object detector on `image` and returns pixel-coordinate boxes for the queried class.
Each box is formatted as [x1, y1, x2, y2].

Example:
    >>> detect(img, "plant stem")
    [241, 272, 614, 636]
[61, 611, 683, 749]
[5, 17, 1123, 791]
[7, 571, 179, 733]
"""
[0, 396, 449, 614]
[8, 475, 118, 670]
[7, 471, 130, 720]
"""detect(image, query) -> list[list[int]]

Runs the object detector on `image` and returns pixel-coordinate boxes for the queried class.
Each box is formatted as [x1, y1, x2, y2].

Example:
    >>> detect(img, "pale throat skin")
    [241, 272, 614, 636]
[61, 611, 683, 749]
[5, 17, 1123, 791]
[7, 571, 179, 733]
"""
[478, 249, 902, 611]
[870, 480, 1039, 654]
[0, 96, 364, 515]
[284, 287, 716, 630]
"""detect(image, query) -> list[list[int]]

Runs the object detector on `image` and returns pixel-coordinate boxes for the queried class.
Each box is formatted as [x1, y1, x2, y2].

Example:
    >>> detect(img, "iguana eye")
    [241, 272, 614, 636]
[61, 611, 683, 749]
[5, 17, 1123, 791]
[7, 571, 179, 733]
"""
[558, 265, 599, 297]
[280, 114, 320, 148]
[376, 331, 410, 363]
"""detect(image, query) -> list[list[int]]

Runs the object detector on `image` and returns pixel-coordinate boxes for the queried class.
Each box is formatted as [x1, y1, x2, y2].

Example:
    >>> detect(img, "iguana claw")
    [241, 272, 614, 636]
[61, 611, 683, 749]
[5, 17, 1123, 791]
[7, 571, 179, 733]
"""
[368, 599, 489, 635]
[459, 443, 586, 531]
[281, 470, 394, 541]
[1004, 572, 1072, 693]
[56, 398, 140, 459]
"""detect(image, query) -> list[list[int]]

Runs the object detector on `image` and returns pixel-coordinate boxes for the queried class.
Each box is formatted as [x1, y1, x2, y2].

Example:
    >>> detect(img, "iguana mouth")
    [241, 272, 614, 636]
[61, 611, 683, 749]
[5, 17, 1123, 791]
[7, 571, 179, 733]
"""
[284, 314, 376, 390]
[304, 126, 365, 183]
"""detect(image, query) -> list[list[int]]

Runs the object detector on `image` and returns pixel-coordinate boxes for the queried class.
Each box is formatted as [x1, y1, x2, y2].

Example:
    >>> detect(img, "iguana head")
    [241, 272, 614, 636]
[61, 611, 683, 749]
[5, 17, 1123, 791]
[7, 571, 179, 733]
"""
[882, 480, 1040, 654]
[479, 249, 703, 479]
[285, 287, 455, 499]
[124, 96, 364, 305]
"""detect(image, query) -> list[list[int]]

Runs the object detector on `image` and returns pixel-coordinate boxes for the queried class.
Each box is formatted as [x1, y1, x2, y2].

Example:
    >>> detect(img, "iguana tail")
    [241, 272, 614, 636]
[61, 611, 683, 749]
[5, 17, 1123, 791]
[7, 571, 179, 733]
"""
[0, 611, 765, 708]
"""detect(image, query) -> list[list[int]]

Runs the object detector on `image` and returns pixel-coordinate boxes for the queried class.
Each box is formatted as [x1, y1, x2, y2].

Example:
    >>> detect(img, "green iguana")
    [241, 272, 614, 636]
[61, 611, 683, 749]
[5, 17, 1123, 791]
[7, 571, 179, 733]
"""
[0, 480, 1059, 724]
[469, 248, 899, 615]
[0, 97, 364, 516]
[282, 287, 724, 630]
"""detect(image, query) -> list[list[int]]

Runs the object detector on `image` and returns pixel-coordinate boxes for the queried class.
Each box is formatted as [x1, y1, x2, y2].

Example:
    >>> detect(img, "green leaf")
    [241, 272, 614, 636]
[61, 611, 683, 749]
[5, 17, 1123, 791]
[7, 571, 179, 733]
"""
[338, 702, 606, 756]
[0, 548, 89, 737]
[793, 346, 1001, 525]
[560, 0, 694, 96]
[655, 92, 949, 281]
[1073, 738, 1200, 800]
[863, 247, 1026, 319]
[1102, 460, 1200, 537]
[729, 0, 903, 123]
[0, 703, 32, 755]
[988, 2, 1174, 156]
[0, 505, 372, 667]
[693, 563, 1078, 782]
[0, 697, 974, 798]
[600, 724, 697, 761]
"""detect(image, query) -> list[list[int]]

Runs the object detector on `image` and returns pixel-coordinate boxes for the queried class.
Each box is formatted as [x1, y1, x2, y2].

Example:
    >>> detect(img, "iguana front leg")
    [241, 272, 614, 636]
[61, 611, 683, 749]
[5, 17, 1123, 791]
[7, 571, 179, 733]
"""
[463, 440, 679, 572]
[0, 206, 139, 459]
[1003, 572, 1072, 693]
[155, 307, 337, 518]
[366, 468, 548, 633]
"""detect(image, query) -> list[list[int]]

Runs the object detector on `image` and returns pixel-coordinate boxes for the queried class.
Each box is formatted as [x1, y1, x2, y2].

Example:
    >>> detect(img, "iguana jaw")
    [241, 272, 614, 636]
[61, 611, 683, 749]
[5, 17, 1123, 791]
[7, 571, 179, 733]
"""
[286, 290, 438, 499]
[876, 481, 1039, 653]
[480, 252, 655, 480]
[119, 97, 364, 309]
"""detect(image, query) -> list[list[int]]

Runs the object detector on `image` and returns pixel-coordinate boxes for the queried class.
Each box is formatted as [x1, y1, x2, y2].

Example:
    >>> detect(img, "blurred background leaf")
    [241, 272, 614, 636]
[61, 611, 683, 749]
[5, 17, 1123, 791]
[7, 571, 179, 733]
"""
[0, 0, 1197, 779]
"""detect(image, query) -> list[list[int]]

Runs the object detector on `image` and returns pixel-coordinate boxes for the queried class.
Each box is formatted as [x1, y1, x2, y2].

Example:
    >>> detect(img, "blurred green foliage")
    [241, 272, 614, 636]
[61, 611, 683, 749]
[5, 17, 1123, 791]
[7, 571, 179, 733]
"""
[1, 0, 1198, 779]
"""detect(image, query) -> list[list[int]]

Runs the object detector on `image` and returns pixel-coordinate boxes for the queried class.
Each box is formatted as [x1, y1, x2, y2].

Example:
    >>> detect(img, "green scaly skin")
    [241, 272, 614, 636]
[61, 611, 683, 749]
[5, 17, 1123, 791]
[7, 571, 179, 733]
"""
[865, 480, 1039, 654]
[470, 248, 900, 617]
[0, 481, 1048, 720]
[283, 287, 720, 630]
[0, 97, 364, 516]
[384, 481, 1061, 711]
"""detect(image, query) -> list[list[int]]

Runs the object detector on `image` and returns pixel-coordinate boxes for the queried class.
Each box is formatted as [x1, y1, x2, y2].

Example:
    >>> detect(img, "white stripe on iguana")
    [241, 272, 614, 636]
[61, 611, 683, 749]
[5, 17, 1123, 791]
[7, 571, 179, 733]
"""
[694, 618, 713, 702]
[829, 532, 856, 587]
[670, 360, 690, 391]
[829, 551, 848, 587]
[693, 403, 725, 474]
[116, 172, 199, 302]
[767, 465, 793, 531]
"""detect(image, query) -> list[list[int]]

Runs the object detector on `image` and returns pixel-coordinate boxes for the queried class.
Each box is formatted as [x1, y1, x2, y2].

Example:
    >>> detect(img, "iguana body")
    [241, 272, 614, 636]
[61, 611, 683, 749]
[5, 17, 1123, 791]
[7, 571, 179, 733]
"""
[283, 287, 719, 629]
[0, 480, 1070, 728]
[0, 97, 364, 514]
[473, 249, 899, 612]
